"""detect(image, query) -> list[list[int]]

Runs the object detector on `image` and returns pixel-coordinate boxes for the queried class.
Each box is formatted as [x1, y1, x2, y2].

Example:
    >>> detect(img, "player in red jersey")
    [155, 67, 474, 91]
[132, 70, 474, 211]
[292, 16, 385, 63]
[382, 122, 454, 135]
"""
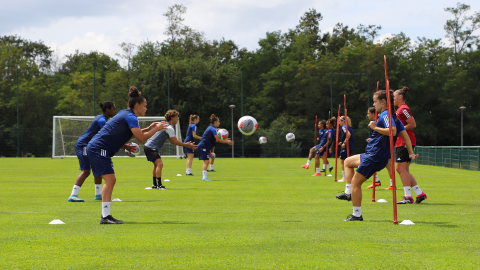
[394, 87, 427, 204]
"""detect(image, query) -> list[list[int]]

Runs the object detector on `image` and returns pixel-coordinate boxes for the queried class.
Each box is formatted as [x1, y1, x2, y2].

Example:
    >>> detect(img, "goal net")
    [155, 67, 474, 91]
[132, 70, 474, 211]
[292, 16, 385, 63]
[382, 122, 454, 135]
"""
[52, 116, 184, 159]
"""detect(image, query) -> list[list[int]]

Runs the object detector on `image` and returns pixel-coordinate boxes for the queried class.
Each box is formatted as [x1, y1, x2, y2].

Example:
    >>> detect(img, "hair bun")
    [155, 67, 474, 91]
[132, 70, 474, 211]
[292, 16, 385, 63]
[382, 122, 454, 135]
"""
[210, 114, 216, 120]
[128, 86, 141, 98]
[402, 86, 409, 94]
[99, 103, 104, 109]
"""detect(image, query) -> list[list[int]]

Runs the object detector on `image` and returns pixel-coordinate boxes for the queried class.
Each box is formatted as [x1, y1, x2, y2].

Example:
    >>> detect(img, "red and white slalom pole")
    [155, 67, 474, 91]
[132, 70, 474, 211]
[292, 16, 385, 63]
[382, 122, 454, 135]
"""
[334, 105, 341, 182]
[385, 55, 398, 225]
[372, 81, 379, 202]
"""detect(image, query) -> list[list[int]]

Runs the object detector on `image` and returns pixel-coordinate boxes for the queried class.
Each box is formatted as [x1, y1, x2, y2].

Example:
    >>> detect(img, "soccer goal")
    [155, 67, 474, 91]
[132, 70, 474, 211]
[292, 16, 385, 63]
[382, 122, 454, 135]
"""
[52, 116, 184, 159]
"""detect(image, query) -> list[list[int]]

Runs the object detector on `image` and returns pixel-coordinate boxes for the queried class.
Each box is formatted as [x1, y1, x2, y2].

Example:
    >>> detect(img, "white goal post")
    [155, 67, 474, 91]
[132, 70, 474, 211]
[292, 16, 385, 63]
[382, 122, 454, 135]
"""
[52, 116, 184, 159]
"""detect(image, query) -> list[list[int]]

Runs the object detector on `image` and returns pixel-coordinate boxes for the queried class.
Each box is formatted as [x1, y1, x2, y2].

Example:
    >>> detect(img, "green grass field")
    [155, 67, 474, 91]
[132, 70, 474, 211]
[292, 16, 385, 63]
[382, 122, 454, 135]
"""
[1, 157, 480, 269]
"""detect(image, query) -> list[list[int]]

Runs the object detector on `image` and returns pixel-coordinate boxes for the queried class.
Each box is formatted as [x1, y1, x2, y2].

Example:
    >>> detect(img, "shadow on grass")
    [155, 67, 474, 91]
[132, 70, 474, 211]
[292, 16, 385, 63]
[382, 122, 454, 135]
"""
[414, 222, 458, 228]
[126, 221, 199, 225]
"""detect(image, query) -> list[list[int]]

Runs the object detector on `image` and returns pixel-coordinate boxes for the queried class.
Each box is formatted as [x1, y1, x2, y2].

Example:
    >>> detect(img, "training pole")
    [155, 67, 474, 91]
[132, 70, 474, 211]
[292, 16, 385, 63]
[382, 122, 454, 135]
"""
[372, 81, 379, 202]
[325, 111, 331, 176]
[344, 95, 350, 157]
[385, 56, 398, 225]
[334, 105, 341, 181]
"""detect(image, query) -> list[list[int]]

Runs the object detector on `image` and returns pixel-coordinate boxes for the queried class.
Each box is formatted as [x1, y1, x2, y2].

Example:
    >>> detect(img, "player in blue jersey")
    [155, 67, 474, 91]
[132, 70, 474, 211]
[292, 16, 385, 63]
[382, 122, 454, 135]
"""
[68, 102, 133, 202]
[87, 87, 168, 224]
[144, 110, 196, 189]
[337, 116, 355, 182]
[301, 120, 323, 172]
[314, 119, 335, 176]
[197, 114, 233, 181]
[338, 90, 411, 221]
[184, 114, 202, 176]
[365, 107, 382, 188]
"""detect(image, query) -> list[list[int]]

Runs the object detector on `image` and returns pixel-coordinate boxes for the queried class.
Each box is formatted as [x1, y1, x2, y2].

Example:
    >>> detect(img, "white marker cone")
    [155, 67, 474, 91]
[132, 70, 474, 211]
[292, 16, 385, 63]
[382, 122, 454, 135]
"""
[176, 174, 182, 176]
[327, 174, 333, 177]
[112, 198, 122, 202]
[400, 220, 415, 225]
[145, 187, 152, 190]
[49, 219, 65, 225]
[164, 179, 170, 182]
[376, 199, 387, 203]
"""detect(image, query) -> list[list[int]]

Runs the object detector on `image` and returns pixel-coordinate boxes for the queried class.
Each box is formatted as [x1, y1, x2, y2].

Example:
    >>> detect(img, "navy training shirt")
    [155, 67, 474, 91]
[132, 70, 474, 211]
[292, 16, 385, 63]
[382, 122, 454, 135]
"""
[197, 125, 217, 150]
[184, 123, 197, 142]
[75, 114, 107, 148]
[364, 110, 396, 162]
[341, 125, 355, 150]
[88, 109, 140, 156]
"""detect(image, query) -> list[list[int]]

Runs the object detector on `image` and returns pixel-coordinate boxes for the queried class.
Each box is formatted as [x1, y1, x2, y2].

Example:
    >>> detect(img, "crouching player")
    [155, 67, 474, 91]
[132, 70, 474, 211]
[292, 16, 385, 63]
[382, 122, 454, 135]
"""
[144, 110, 196, 189]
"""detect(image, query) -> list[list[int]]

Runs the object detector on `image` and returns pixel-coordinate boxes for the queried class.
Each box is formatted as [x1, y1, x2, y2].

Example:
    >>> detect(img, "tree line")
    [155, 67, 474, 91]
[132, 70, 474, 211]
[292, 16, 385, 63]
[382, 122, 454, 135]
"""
[0, 3, 479, 157]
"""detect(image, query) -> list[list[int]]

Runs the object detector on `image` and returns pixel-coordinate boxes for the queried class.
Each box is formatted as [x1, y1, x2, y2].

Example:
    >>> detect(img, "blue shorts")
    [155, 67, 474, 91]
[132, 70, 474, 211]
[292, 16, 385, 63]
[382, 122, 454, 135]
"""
[356, 153, 389, 179]
[315, 144, 325, 156]
[198, 147, 212, 161]
[340, 148, 348, 160]
[75, 145, 90, 170]
[184, 147, 195, 154]
[87, 145, 114, 177]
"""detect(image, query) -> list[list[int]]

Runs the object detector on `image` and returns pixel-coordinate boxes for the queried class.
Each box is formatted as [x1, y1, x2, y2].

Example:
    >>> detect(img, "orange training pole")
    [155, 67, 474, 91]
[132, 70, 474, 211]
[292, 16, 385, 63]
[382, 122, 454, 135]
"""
[344, 95, 350, 157]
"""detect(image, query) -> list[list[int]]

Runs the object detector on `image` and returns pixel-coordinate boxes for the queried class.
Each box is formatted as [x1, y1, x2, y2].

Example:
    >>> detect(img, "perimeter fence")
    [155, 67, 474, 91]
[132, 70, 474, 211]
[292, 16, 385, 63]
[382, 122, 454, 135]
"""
[414, 146, 480, 171]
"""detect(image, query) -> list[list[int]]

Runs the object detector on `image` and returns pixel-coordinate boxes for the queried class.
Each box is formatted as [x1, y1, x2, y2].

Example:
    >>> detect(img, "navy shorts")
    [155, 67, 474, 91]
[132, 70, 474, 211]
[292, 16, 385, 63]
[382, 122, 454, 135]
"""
[315, 144, 325, 156]
[184, 146, 195, 154]
[340, 148, 348, 160]
[198, 147, 212, 161]
[75, 145, 90, 170]
[356, 153, 389, 179]
[87, 145, 114, 177]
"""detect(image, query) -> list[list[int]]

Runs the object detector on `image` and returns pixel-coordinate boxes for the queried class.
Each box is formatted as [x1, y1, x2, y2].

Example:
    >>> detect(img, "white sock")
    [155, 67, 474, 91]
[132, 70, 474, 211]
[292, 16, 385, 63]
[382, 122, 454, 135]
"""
[390, 179, 393, 186]
[323, 164, 326, 169]
[186, 168, 191, 174]
[316, 168, 320, 173]
[375, 174, 380, 183]
[353, 206, 362, 217]
[202, 170, 207, 179]
[306, 160, 311, 166]
[95, 184, 101, 195]
[71, 185, 80, 196]
[404, 186, 412, 197]
[210, 165, 213, 170]
[345, 184, 352, 195]
[328, 163, 333, 168]
[102, 202, 111, 218]
[412, 185, 423, 196]
[342, 171, 346, 179]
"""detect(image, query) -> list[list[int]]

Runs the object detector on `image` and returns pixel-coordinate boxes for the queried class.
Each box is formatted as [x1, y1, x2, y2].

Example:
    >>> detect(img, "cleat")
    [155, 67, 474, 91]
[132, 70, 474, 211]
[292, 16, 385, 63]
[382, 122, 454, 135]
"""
[319, 169, 326, 173]
[311, 173, 322, 176]
[301, 164, 309, 169]
[68, 195, 84, 202]
[152, 185, 158, 189]
[100, 215, 123, 224]
[329, 167, 333, 172]
[343, 214, 363, 221]
[397, 196, 414, 204]
[385, 186, 395, 190]
[336, 192, 351, 201]
[415, 193, 427, 204]
[157, 185, 167, 190]
[186, 173, 195, 176]
[367, 182, 381, 189]
[207, 169, 216, 172]
[202, 178, 211, 181]
[337, 178, 345, 182]
[94, 194, 102, 200]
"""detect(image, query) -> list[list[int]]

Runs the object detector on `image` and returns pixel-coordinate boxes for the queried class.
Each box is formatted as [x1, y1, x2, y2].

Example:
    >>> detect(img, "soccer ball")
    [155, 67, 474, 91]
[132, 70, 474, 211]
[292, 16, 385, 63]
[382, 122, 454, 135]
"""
[286, 133, 295, 142]
[125, 142, 140, 157]
[217, 129, 229, 140]
[259, 136, 267, 144]
[238, 116, 258, 135]
[209, 152, 216, 159]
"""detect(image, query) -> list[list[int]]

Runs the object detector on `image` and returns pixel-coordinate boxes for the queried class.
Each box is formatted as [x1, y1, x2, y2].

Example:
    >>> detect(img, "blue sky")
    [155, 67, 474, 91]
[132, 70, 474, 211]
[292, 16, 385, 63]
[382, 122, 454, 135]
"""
[1, 0, 478, 66]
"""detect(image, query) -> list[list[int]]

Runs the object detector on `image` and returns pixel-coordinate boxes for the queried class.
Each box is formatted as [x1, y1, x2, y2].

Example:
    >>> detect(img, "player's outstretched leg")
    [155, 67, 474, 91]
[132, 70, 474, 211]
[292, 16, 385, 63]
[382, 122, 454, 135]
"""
[302, 147, 316, 169]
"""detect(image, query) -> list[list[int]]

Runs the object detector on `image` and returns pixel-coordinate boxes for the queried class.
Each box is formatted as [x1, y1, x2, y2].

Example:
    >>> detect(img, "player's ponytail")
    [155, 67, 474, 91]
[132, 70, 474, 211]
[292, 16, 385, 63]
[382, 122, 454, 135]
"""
[395, 86, 409, 101]
[128, 86, 144, 109]
[210, 114, 219, 125]
[99, 101, 114, 113]
[368, 107, 375, 114]
[189, 114, 199, 124]
[328, 117, 336, 128]
[341, 116, 352, 127]
[374, 90, 397, 121]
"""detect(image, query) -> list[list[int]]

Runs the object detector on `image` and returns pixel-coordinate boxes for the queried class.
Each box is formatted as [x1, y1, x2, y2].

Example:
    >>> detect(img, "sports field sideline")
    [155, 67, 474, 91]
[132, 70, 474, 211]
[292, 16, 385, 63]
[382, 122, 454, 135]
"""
[1, 157, 479, 269]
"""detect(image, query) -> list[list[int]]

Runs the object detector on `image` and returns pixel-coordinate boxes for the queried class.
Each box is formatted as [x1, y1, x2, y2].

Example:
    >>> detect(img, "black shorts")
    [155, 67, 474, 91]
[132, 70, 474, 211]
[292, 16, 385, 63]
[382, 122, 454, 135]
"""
[144, 146, 161, 163]
[395, 146, 415, 163]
